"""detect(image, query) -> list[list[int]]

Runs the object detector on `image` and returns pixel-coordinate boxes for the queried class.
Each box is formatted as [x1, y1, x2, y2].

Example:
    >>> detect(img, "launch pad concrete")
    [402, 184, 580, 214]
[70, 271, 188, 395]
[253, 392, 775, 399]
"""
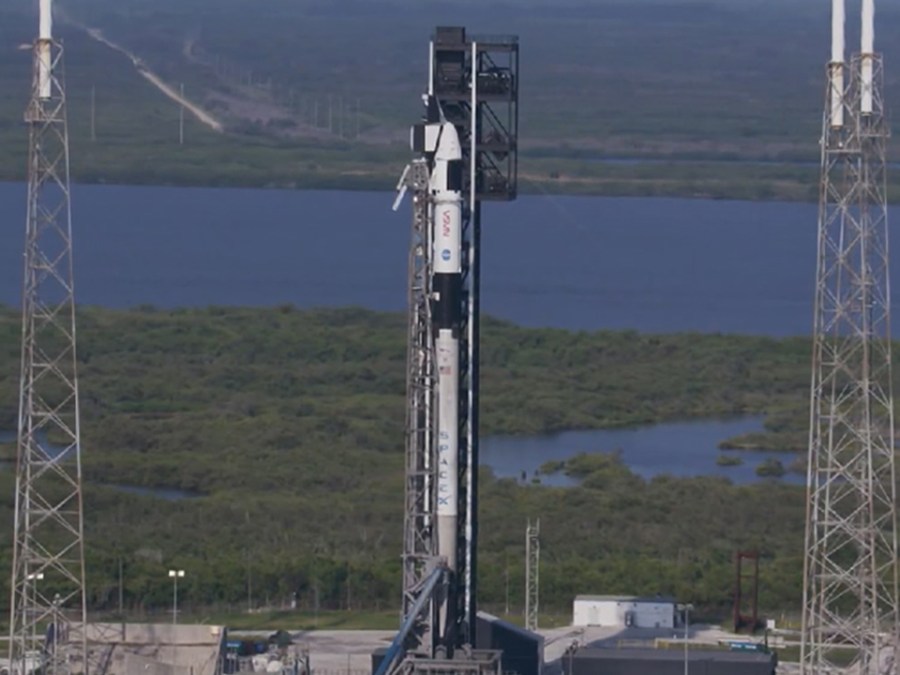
[86, 622, 224, 675]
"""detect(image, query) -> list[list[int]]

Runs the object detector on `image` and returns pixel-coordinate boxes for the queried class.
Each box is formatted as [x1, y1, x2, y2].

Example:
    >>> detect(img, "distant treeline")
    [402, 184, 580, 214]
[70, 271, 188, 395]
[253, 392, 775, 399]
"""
[3, 1, 900, 199]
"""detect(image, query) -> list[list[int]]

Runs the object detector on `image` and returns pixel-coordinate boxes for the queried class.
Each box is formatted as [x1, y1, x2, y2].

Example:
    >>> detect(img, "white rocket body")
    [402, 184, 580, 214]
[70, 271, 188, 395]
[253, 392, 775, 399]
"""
[39, 0, 53, 100]
[429, 122, 463, 576]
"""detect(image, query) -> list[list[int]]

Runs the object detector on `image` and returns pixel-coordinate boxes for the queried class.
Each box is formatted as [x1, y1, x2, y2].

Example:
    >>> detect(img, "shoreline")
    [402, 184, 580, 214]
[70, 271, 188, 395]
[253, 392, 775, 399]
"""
[0, 174, 824, 204]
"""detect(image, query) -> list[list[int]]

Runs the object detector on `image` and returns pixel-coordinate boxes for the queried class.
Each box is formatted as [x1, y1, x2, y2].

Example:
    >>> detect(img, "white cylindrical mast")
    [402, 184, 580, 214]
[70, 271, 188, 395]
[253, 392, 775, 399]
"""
[831, 0, 845, 64]
[861, 0, 875, 115]
[830, 0, 845, 128]
[38, 0, 53, 100]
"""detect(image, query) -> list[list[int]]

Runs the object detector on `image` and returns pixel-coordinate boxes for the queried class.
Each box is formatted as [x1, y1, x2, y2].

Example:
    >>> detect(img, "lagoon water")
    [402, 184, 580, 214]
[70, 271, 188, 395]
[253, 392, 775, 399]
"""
[480, 416, 802, 487]
[0, 181, 832, 336]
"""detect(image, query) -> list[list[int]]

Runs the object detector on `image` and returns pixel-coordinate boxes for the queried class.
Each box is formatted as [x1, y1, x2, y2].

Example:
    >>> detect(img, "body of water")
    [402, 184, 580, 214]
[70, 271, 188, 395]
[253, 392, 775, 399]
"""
[0, 182, 837, 335]
[480, 416, 802, 486]
[0, 183, 825, 490]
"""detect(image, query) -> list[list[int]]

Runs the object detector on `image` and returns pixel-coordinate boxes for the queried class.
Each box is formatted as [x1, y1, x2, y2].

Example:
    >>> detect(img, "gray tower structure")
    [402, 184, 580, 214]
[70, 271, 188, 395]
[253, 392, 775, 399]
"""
[800, 1, 899, 673]
[394, 25, 519, 669]
[525, 519, 539, 632]
[7, 2, 88, 674]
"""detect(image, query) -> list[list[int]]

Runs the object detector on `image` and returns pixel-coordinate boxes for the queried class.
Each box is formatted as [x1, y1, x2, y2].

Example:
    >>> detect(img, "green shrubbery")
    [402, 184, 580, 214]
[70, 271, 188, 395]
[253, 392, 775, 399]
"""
[0, 305, 827, 621]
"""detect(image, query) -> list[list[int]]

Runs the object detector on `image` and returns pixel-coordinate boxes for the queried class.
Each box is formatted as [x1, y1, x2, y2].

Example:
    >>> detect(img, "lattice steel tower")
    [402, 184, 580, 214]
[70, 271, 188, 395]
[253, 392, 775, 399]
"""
[8, 0, 88, 673]
[801, 1, 899, 673]
[525, 519, 539, 632]
[396, 154, 440, 656]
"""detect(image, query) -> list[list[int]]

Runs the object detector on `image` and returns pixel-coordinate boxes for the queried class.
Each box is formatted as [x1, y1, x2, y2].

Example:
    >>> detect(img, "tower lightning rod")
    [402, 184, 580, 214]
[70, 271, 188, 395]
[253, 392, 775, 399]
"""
[861, 0, 874, 114]
[38, 0, 52, 99]
[830, 0, 845, 128]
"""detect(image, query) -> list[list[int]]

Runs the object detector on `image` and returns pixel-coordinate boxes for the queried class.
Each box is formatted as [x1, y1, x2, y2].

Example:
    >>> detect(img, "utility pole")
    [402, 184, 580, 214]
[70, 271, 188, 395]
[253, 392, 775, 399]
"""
[504, 551, 510, 616]
[90, 83, 96, 141]
[179, 82, 184, 145]
[118, 557, 124, 617]
[525, 519, 540, 631]
[801, 1, 900, 673]
[246, 549, 252, 613]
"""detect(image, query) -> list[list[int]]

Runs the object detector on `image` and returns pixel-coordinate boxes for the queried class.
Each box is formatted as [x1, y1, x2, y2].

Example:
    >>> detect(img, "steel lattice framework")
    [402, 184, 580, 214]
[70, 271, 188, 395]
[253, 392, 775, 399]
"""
[8, 37, 88, 675]
[525, 519, 539, 632]
[801, 50, 900, 675]
[396, 27, 518, 664]
[398, 158, 441, 656]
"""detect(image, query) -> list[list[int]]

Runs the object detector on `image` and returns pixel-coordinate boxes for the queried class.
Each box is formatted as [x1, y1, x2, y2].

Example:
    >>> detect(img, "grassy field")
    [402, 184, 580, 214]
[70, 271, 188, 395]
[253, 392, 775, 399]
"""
[1, 1, 900, 198]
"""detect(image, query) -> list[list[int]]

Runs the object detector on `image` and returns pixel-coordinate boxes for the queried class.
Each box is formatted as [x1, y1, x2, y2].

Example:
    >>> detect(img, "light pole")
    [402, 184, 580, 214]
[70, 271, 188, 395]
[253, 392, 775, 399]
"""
[168, 569, 185, 627]
[26, 572, 44, 648]
[677, 603, 693, 675]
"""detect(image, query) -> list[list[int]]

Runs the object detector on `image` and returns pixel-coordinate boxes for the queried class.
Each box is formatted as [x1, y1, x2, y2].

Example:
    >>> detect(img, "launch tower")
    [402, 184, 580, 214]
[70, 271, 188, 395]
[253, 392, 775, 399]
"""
[8, 0, 88, 673]
[801, 1, 899, 673]
[388, 25, 519, 675]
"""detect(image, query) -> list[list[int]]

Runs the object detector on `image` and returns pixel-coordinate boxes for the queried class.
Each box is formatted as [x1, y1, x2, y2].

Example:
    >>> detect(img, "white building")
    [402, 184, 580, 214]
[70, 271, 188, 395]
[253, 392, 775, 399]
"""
[572, 595, 676, 629]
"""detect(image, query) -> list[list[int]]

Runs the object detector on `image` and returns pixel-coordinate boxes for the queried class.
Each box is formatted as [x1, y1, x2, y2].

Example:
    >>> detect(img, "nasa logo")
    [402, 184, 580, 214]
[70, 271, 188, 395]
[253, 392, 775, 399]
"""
[441, 249, 451, 261]
[442, 210, 451, 236]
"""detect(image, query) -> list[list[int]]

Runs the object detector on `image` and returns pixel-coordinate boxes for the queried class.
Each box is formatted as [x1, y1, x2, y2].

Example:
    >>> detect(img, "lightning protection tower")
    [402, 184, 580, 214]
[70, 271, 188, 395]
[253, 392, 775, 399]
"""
[8, 0, 89, 673]
[801, 1, 900, 673]
[525, 519, 539, 632]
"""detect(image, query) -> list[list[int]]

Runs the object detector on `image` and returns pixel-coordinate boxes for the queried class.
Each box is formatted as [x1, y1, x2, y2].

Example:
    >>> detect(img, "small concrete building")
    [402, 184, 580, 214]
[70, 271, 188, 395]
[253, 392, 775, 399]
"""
[573, 595, 676, 629]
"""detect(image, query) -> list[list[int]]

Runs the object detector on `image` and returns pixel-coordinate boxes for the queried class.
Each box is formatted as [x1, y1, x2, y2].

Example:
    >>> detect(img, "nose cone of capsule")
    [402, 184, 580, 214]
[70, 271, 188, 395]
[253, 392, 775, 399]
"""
[435, 123, 461, 162]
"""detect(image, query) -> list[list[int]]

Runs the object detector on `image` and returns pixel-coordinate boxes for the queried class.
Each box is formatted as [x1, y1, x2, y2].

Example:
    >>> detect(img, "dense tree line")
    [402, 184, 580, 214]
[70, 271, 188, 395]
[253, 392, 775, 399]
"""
[0, 305, 835, 625]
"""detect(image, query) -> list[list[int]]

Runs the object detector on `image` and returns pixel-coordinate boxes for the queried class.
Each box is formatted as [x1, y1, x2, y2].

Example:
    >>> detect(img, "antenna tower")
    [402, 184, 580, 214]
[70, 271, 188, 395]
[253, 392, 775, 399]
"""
[525, 519, 539, 632]
[8, 0, 88, 673]
[801, 1, 899, 673]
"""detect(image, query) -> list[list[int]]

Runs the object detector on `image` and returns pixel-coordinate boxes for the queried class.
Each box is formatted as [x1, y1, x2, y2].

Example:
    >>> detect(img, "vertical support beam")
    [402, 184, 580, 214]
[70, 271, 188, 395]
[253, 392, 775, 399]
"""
[463, 38, 480, 648]
[397, 159, 437, 657]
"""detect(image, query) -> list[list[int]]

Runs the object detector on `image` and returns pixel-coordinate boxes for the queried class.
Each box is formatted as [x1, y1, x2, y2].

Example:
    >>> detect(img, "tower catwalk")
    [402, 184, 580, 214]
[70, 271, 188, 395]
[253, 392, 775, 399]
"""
[801, 1, 899, 673]
[8, 0, 88, 673]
